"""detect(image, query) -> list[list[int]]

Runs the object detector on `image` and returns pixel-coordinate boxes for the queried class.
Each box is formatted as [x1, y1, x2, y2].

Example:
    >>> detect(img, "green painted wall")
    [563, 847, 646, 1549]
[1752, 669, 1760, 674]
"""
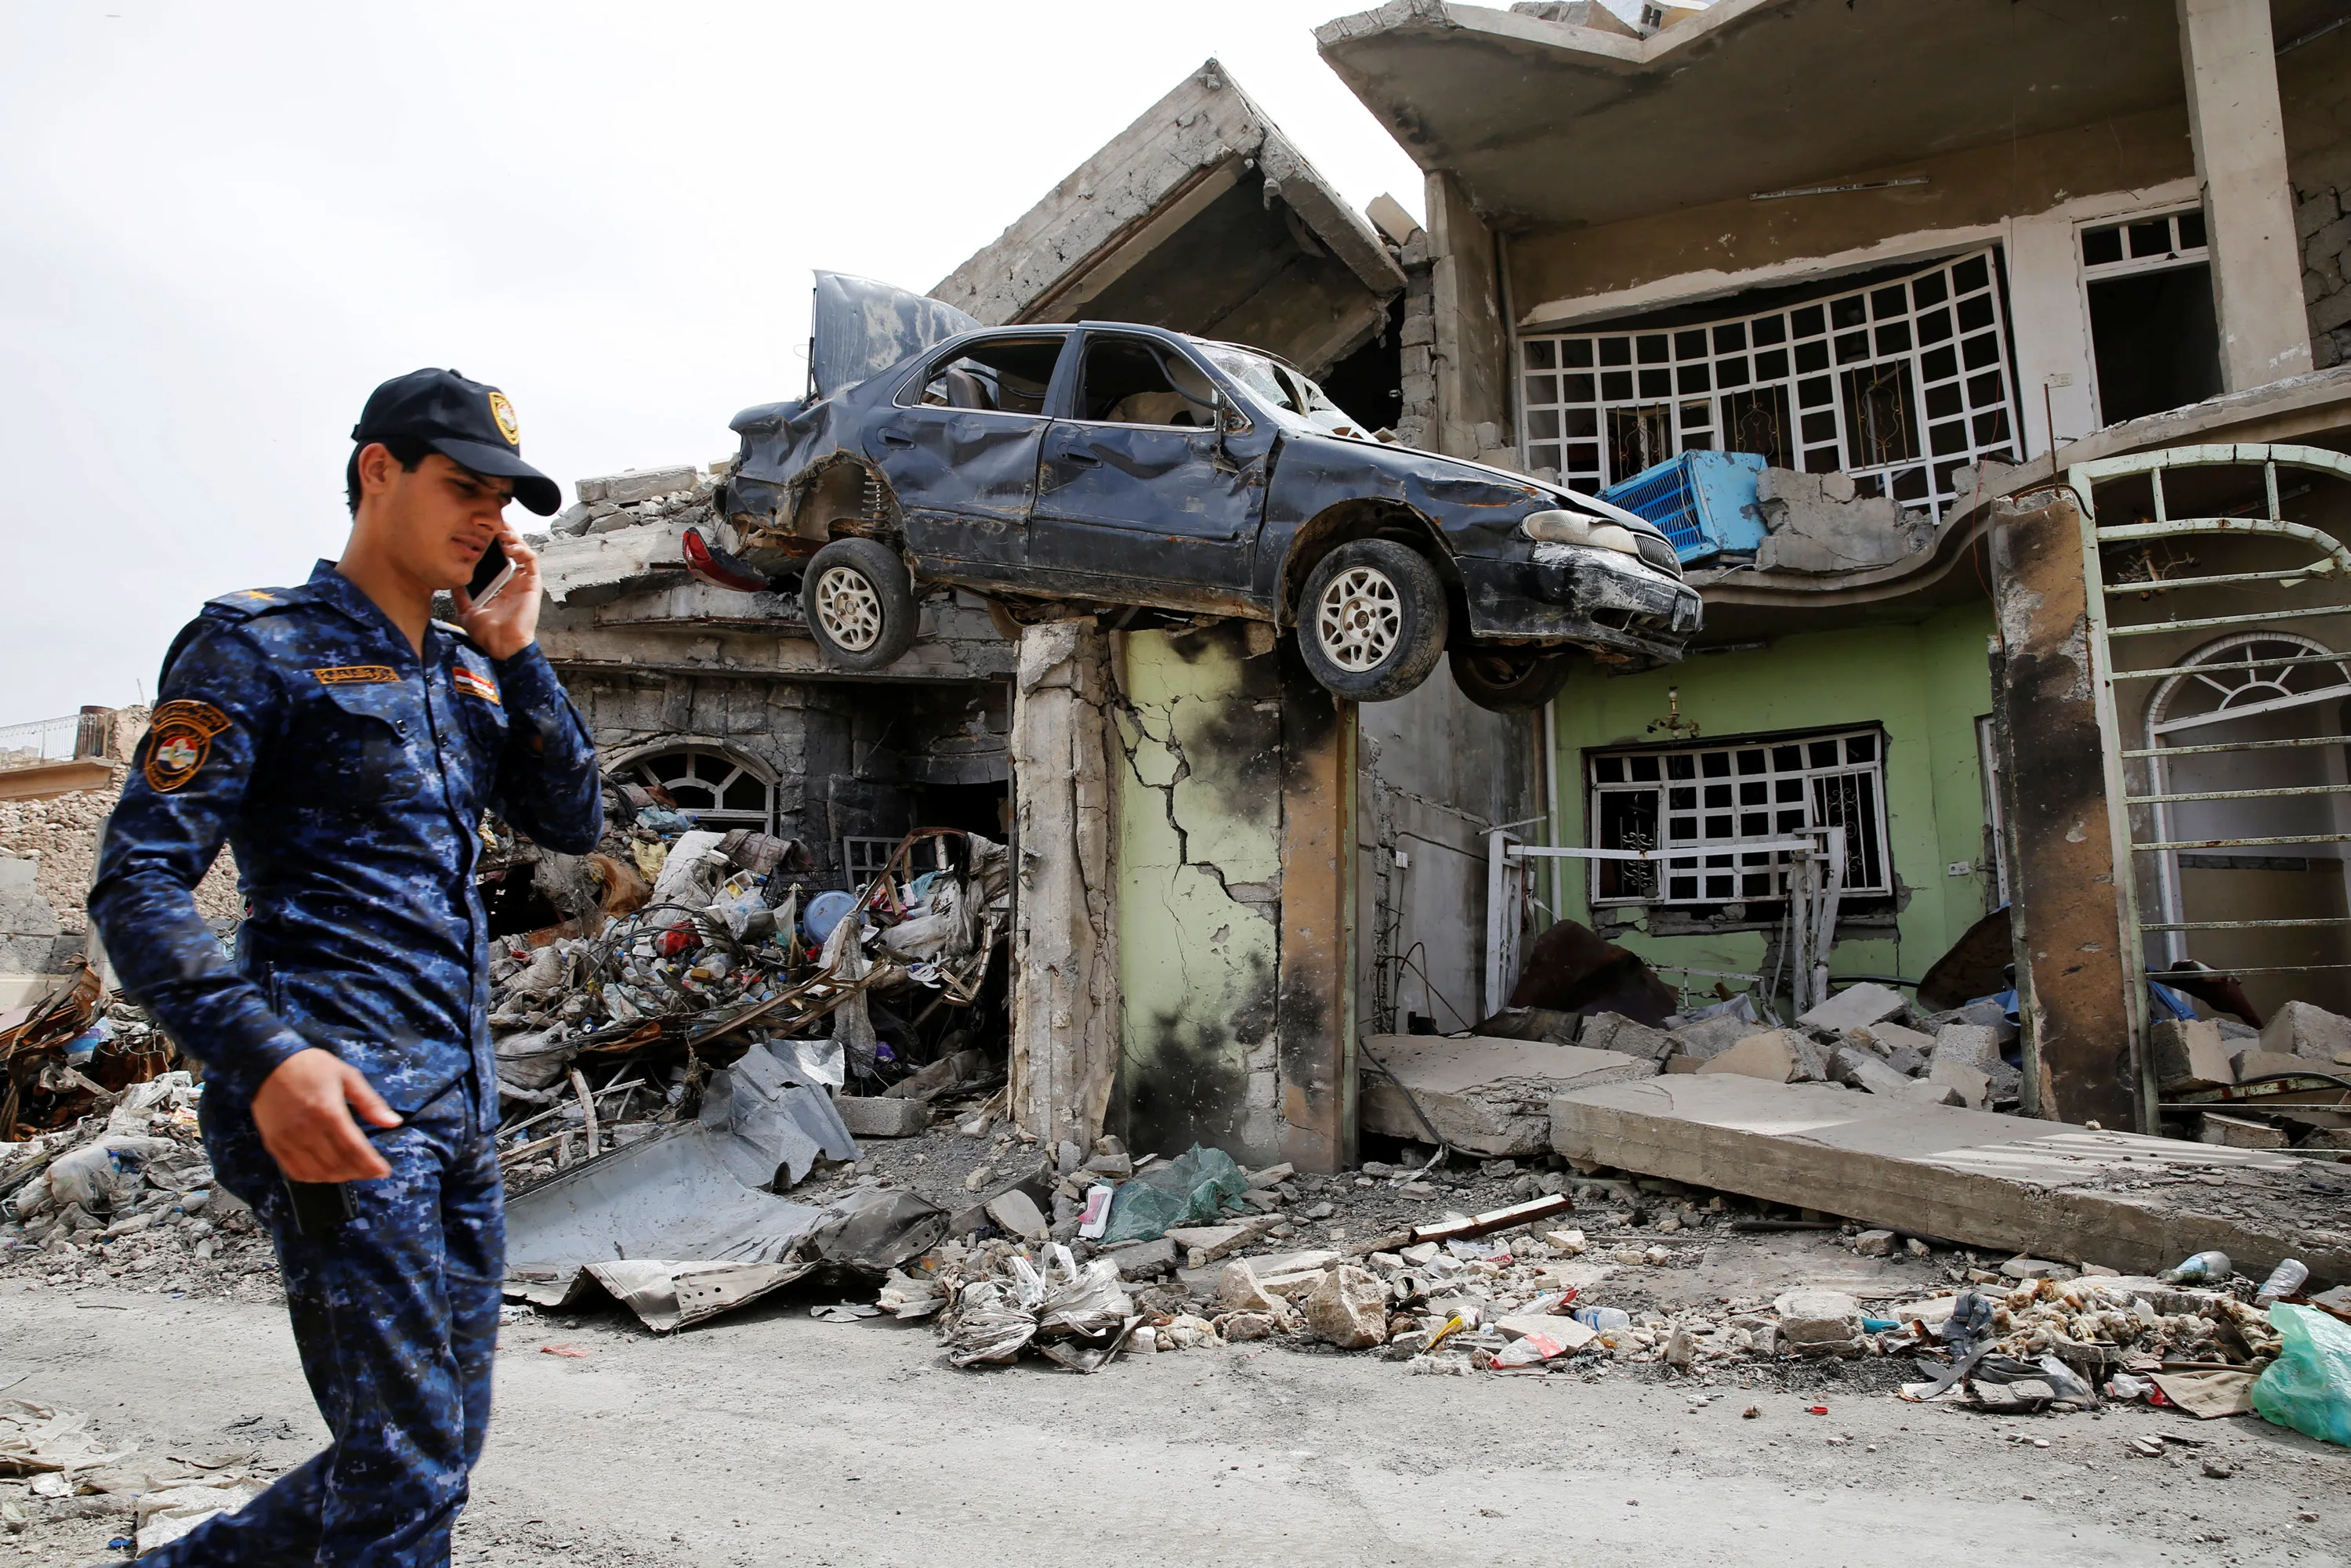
[1110, 626, 1288, 1159]
[1548, 603, 1998, 993]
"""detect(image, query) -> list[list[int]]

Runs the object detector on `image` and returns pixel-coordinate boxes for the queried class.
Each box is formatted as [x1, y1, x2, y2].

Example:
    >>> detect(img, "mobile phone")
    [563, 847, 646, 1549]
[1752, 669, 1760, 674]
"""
[283, 1179, 355, 1236]
[467, 539, 516, 607]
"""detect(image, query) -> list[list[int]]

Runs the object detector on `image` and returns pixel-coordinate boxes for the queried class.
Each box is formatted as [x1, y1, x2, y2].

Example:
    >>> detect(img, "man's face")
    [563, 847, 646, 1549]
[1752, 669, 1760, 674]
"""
[359, 448, 513, 589]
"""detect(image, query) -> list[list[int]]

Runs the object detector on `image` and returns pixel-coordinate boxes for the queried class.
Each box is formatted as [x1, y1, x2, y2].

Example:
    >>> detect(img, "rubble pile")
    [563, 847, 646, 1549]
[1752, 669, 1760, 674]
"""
[0, 1068, 279, 1303]
[482, 793, 1011, 1192]
[0, 784, 240, 950]
[544, 464, 722, 543]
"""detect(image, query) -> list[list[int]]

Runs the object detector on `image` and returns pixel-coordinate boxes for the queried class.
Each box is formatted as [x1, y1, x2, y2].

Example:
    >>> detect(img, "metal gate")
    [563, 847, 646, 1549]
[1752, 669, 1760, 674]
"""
[2071, 443, 2351, 1131]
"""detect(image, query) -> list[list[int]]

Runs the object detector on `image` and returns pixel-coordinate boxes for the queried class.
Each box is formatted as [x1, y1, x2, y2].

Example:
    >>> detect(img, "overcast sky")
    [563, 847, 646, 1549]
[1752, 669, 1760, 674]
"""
[0, 1, 1471, 719]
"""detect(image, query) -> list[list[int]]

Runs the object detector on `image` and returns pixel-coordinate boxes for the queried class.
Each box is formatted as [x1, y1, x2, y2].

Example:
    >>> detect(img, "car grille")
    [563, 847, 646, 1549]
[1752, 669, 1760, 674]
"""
[1635, 533, 1683, 577]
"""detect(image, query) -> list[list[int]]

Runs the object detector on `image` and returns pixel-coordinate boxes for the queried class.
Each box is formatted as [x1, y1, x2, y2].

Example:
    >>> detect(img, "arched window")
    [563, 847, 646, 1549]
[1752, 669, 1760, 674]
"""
[618, 744, 775, 831]
[2141, 634, 2351, 1005]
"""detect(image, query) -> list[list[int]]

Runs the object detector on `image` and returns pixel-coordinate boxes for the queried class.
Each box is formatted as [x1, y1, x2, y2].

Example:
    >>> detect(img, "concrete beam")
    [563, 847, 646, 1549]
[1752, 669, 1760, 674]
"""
[1549, 1074, 2344, 1282]
[1358, 1034, 1655, 1157]
[2178, 0, 2315, 389]
[1987, 487, 2139, 1129]
[1008, 621, 1121, 1151]
[1276, 650, 1357, 1171]
[1425, 170, 1509, 459]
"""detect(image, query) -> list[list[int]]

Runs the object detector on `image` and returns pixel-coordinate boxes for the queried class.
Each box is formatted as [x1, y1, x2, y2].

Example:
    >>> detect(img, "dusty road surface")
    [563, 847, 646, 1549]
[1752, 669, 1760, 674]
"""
[0, 1276, 2343, 1568]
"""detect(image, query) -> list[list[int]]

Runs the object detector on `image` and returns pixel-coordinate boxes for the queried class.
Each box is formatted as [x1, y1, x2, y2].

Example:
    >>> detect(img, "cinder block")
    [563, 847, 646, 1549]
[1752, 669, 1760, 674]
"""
[834, 1095, 930, 1138]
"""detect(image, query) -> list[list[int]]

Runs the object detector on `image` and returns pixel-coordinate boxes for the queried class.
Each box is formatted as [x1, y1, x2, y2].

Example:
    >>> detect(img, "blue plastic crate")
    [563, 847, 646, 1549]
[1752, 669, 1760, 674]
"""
[1597, 451, 1769, 564]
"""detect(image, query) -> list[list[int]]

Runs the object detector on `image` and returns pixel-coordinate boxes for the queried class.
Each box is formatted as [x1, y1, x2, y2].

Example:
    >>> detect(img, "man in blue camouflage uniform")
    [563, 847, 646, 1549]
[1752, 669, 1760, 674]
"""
[88, 368, 602, 1566]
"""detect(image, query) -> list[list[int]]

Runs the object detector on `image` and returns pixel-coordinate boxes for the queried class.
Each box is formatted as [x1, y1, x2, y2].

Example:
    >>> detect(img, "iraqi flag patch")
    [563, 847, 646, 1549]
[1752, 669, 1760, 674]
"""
[452, 666, 501, 706]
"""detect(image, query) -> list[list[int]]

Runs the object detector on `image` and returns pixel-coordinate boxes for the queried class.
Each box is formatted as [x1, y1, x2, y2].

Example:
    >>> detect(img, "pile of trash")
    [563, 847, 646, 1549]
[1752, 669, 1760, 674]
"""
[482, 799, 1011, 1193]
[0, 1396, 270, 1553]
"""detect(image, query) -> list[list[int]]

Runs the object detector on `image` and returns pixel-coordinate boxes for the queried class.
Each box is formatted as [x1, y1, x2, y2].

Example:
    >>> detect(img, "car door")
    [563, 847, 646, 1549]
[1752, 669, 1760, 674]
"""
[866, 332, 1072, 588]
[1026, 331, 1271, 603]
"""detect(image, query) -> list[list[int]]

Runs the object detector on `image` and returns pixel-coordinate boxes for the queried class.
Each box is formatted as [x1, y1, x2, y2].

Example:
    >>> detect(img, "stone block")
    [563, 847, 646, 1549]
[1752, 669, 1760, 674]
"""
[1931, 1024, 2003, 1074]
[2153, 1018, 2236, 1088]
[1248, 1162, 1295, 1189]
[983, 1189, 1049, 1240]
[2298, 186, 2341, 241]
[1579, 1012, 1675, 1062]
[1166, 1222, 1255, 1263]
[1218, 1260, 1281, 1313]
[1869, 1021, 1936, 1057]
[1696, 1032, 1801, 1083]
[2197, 1111, 2288, 1150]
[1834, 1049, 1914, 1096]
[1928, 1058, 1991, 1109]
[1218, 1312, 1279, 1342]
[1897, 1081, 1965, 1106]
[1797, 983, 1907, 1033]
[1400, 372, 1438, 406]
[1853, 1229, 1896, 1258]
[1883, 1045, 1927, 1077]
[1398, 313, 1434, 347]
[2257, 1000, 2351, 1063]
[1773, 1289, 1863, 1357]
[578, 466, 697, 506]
[1669, 1012, 1762, 1062]
[1105, 1237, 1178, 1280]
[1303, 1266, 1389, 1349]
[2230, 1049, 2315, 1082]
[834, 1096, 929, 1138]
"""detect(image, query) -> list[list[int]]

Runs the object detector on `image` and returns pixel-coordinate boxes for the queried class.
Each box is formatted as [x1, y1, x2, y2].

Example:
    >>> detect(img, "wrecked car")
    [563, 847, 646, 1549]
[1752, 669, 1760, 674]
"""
[711, 274, 1700, 710]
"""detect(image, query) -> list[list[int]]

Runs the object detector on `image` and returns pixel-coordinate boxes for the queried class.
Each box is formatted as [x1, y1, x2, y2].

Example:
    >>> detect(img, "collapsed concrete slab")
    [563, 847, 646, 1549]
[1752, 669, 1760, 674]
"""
[1548, 1074, 2349, 1282]
[1359, 1034, 1654, 1156]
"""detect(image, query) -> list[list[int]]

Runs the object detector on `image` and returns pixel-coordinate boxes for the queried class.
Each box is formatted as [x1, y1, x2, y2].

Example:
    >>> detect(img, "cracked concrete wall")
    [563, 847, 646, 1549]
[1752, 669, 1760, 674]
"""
[1108, 624, 1289, 1161]
[1009, 621, 1121, 1151]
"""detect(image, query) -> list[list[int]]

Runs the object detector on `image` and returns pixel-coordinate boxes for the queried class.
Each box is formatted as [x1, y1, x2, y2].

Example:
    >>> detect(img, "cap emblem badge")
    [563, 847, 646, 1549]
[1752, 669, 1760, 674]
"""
[488, 390, 520, 446]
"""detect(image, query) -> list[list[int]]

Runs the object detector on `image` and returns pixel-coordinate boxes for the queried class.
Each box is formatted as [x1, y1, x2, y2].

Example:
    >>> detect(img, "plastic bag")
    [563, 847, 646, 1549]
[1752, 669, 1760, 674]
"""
[2251, 1303, 2351, 1447]
[1098, 1143, 1251, 1245]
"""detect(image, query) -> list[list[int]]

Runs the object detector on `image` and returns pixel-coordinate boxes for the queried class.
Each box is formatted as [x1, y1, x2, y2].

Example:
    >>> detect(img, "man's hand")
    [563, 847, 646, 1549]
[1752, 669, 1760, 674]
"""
[453, 526, 542, 661]
[252, 1048, 402, 1182]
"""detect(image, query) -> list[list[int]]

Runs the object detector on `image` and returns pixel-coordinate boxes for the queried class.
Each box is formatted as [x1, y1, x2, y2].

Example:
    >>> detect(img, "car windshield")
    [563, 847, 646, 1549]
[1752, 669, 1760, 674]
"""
[1201, 346, 1362, 437]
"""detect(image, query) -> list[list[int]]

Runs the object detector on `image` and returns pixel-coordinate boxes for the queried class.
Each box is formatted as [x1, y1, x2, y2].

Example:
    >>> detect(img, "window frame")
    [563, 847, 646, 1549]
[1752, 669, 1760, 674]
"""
[1519, 248, 2022, 522]
[621, 744, 777, 832]
[1068, 329, 1237, 433]
[1585, 725, 1895, 910]
[891, 331, 1071, 416]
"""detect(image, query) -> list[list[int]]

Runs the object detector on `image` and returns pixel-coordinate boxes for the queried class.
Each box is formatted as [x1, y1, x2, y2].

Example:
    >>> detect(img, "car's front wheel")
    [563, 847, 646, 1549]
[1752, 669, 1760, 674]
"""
[1296, 540, 1447, 702]
[1448, 646, 1576, 712]
[801, 537, 918, 670]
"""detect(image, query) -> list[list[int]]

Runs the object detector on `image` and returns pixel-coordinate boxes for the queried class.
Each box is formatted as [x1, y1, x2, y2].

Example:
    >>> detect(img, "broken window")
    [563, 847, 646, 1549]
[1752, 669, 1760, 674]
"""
[1586, 727, 1893, 908]
[1520, 249, 2020, 520]
[900, 335, 1064, 415]
[2080, 209, 2221, 425]
[1075, 334, 1219, 427]
[622, 746, 775, 831]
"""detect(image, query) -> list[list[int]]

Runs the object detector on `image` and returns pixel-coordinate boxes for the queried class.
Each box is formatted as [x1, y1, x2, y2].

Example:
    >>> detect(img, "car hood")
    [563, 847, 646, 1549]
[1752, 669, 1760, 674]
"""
[1291, 430, 1668, 546]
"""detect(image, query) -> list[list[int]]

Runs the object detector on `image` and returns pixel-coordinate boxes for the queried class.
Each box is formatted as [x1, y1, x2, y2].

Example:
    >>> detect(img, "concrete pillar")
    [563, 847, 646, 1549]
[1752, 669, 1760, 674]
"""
[1008, 619, 1120, 1150]
[1987, 489, 2139, 1131]
[2178, 0, 2314, 389]
[1274, 648, 1357, 1173]
[1425, 170, 1510, 460]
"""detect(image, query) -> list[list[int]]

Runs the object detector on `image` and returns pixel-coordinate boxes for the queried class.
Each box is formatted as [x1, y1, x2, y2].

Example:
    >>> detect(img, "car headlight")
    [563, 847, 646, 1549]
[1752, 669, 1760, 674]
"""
[1520, 509, 1643, 556]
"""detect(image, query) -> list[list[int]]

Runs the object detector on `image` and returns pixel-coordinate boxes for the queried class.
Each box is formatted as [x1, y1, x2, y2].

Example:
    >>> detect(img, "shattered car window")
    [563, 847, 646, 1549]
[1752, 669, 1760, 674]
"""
[1077, 335, 1218, 427]
[898, 335, 1062, 415]
[1203, 346, 1359, 436]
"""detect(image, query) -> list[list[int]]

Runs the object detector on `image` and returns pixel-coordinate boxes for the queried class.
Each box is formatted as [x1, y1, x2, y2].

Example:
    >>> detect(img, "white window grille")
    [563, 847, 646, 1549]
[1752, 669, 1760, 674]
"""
[1520, 249, 2021, 520]
[2079, 209, 2208, 281]
[1587, 727, 1892, 907]
[622, 745, 774, 830]
[842, 836, 900, 886]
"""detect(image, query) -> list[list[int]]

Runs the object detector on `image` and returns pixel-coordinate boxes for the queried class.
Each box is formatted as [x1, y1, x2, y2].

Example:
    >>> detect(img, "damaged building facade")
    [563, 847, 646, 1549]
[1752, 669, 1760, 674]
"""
[1317, 0, 2351, 1128]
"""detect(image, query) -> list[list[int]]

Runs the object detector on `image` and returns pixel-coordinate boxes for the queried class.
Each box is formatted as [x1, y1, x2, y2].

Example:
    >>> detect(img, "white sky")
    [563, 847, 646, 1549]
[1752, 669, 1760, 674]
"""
[0, 1, 1438, 718]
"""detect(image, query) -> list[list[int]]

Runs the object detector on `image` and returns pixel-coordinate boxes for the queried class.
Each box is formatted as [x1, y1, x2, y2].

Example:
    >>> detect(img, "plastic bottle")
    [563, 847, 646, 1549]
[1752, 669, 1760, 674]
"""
[2158, 1249, 2232, 1285]
[2255, 1258, 2309, 1304]
[1573, 1306, 1632, 1331]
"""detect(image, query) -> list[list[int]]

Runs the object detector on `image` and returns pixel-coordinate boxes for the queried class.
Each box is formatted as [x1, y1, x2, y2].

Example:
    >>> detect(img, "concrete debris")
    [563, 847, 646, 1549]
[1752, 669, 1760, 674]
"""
[1302, 1264, 1389, 1349]
[1752, 468, 1933, 574]
[1357, 1034, 1657, 1156]
[1795, 982, 1909, 1034]
[2257, 1000, 2351, 1064]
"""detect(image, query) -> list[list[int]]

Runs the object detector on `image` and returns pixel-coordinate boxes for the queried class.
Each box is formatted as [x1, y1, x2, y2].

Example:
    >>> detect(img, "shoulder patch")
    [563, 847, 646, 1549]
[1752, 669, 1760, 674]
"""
[452, 667, 502, 705]
[313, 664, 402, 686]
[143, 701, 232, 792]
[201, 587, 299, 621]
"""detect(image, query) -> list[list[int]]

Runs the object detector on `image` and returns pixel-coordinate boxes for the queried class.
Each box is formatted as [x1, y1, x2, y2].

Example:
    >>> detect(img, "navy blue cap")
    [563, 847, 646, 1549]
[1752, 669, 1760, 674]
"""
[351, 368, 561, 516]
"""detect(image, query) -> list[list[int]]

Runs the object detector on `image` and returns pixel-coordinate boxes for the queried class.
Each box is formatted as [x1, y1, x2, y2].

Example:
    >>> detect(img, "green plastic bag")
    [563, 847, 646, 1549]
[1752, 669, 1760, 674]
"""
[1099, 1143, 1251, 1246]
[2251, 1304, 2351, 1448]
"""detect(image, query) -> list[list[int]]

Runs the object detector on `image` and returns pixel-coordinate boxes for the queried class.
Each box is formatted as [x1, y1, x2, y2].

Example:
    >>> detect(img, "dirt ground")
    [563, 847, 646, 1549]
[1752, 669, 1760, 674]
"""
[0, 1269, 2344, 1568]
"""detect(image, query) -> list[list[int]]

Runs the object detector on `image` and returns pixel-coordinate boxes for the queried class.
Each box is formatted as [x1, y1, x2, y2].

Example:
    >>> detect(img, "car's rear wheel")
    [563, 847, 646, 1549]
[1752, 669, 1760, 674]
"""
[802, 537, 917, 670]
[1448, 646, 1576, 712]
[1296, 540, 1447, 702]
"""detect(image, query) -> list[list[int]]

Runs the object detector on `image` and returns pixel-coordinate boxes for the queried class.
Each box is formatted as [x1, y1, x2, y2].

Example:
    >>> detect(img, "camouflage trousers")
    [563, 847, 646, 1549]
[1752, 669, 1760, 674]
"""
[144, 1087, 502, 1567]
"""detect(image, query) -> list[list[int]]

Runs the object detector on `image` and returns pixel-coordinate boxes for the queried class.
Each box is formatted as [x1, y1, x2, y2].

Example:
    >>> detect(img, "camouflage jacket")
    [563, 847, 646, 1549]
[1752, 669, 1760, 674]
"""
[89, 560, 602, 1117]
